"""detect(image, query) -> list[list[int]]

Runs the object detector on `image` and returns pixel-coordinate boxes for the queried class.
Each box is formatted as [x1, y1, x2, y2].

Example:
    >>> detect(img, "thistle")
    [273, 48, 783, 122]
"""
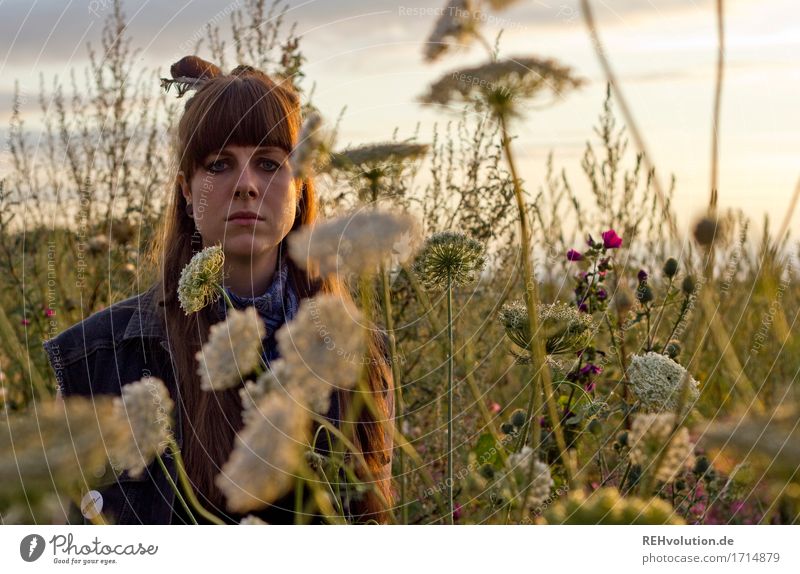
[288, 210, 419, 278]
[627, 352, 700, 413]
[499, 300, 594, 357]
[196, 307, 267, 392]
[177, 245, 226, 314]
[412, 230, 485, 289]
[112, 377, 175, 478]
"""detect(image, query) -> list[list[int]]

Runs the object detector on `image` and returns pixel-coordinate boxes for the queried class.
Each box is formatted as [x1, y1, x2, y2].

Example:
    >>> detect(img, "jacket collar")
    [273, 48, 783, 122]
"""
[121, 284, 169, 344]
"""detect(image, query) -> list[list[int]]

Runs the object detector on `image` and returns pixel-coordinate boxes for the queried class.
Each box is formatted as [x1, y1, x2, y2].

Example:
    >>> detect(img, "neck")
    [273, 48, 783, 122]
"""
[221, 247, 278, 298]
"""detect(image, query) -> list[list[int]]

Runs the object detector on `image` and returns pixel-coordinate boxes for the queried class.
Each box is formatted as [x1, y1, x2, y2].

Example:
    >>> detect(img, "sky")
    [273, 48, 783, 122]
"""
[0, 0, 798, 237]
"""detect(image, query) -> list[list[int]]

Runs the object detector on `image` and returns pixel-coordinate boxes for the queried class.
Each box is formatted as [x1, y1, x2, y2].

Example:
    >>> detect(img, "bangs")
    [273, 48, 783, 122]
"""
[183, 76, 298, 172]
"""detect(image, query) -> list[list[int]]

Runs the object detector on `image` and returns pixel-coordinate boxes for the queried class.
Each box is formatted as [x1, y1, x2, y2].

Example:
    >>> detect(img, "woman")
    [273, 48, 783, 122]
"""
[42, 57, 394, 525]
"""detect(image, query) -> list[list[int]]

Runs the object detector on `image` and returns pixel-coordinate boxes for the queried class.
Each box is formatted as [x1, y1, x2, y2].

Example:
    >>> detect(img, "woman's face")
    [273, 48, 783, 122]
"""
[179, 144, 297, 260]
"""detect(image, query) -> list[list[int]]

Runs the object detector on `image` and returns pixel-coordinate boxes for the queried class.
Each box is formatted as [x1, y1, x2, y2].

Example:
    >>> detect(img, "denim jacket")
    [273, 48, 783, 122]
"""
[42, 284, 394, 525]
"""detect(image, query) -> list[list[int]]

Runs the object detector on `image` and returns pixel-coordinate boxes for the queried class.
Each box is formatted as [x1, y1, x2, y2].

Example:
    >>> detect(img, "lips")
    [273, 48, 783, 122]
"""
[227, 210, 264, 221]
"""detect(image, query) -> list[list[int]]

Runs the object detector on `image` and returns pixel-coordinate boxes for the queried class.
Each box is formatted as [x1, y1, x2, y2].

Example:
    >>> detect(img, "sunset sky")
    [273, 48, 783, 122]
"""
[1, 0, 798, 236]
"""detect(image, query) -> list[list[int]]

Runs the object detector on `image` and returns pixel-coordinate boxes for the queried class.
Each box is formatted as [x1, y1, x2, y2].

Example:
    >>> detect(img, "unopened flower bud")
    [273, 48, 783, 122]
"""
[664, 340, 681, 359]
[510, 408, 527, 428]
[681, 275, 696, 296]
[663, 257, 679, 278]
[636, 285, 654, 304]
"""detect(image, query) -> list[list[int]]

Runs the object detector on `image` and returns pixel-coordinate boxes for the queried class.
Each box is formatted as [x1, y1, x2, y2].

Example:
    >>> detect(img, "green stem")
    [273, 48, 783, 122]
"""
[498, 112, 573, 486]
[156, 453, 197, 524]
[168, 437, 226, 525]
[446, 272, 454, 525]
[379, 263, 407, 524]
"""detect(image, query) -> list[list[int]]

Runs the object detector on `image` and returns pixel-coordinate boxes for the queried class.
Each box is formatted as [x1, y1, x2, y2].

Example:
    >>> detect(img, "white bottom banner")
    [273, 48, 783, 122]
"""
[1, 525, 798, 573]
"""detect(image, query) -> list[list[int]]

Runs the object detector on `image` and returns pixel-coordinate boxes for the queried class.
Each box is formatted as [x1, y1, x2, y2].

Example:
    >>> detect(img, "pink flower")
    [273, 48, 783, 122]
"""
[566, 249, 583, 262]
[44, 308, 56, 317]
[489, 402, 501, 414]
[21, 318, 30, 326]
[601, 229, 623, 249]
[453, 502, 463, 521]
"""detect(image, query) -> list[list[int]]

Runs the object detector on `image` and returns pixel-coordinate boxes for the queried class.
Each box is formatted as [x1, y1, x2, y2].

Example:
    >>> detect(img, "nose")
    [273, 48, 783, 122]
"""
[233, 162, 260, 199]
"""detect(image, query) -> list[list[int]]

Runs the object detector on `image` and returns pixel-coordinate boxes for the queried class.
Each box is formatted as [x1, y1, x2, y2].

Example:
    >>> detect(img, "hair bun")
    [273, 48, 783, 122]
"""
[170, 56, 222, 80]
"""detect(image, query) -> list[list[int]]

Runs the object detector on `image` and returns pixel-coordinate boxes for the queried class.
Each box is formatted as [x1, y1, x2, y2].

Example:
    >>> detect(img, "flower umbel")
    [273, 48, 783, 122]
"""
[629, 413, 695, 483]
[177, 245, 225, 314]
[288, 210, 419, 278]
[412, 230, 485, 289]
[420, 57, 584, 119]
[196, 306, 267, 392]
[275, 295, 367, 415]
[112, 377, 175, 478]
[499, 300, 594, 356]
[627, 352, 700, 413]
[217, 391, 309, 513]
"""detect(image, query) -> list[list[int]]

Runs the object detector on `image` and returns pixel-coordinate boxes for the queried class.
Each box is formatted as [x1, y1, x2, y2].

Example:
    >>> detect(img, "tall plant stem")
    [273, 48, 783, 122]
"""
[498, 112, 573, 486]
[379, 263, 407, 524]
[167, 437, 225, 525]
[446, 272, 455, 524]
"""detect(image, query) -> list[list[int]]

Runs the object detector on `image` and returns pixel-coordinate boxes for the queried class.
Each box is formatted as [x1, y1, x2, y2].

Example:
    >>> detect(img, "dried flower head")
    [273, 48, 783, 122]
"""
[499, 300, 593, 355]
[423, 0, 479, 63]
[330, 142, 428, 201]
[291, 112, 330, 179]
[288, 210, 419, 277]
[693, 215, 721, 247]
[420, 57, 584, 119]
[178, 245, 225, 314]
[627, 352, 699, 413]
[217, 391, 309, 513]
[507, 446, 554, 509]
[542, 487, 684, 524]
[1, 397, 130, 496]
[275, 295, 366, 414]
[196, 306, 267, 392]
[628, 413, 695, 483]
[412, 230, 485, 289]
[112, 377, 175, 478]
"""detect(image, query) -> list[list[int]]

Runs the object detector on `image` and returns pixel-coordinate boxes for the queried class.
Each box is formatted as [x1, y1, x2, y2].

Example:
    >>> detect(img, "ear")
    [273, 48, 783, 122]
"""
[177, 170, 191, 203]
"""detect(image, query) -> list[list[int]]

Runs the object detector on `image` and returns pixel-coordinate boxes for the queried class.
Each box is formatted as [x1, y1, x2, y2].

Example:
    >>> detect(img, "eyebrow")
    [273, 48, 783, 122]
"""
[206, 145, 284, 157]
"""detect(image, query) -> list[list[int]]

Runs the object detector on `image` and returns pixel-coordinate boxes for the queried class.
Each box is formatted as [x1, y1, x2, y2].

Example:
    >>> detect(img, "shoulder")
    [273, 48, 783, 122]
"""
[42, 285, 162, 372]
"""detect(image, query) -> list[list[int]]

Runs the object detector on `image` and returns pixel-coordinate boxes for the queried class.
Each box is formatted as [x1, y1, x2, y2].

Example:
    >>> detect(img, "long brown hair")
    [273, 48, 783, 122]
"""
[147, 59, 394, 523]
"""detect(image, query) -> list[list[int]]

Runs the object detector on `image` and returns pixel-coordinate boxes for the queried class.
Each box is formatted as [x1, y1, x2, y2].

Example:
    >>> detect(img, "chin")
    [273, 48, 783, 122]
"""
[222, 235, 275, 258]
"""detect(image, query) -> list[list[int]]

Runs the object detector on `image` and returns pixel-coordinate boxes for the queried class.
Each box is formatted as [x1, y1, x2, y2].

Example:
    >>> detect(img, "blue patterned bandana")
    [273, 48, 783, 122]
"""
[217, 259, 300, 365]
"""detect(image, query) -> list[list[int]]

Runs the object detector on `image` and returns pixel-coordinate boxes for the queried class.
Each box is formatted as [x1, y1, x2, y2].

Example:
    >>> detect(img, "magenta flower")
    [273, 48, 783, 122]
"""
[453, 502, 463, 522]
[601, 229, 623, 249]
[21, 318, 30, 326]
[44, 308, 56, 317]
[566, 249, 583, 262]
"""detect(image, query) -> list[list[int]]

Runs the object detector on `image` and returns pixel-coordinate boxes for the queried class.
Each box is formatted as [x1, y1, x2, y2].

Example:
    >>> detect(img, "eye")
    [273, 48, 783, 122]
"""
[205, 159, 227, 174]
[259, 158, 281, 171]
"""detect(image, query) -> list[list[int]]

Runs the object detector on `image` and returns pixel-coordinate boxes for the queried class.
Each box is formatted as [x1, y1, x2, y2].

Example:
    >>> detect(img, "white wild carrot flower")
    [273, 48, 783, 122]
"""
[216, 391, 309, 513]
[628, 413, 695, 483]
[420, 57, 584, 119]
[177, 245, 225, 314]
[507, 446, 554, 508]
[112, 377, 175, 478]
[627, 352, 699, 413]
[288, 210, 419, 277]
[275, 295, 366, 414]
[499, 300, 593, 355]
[196, 306, 266, 392]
